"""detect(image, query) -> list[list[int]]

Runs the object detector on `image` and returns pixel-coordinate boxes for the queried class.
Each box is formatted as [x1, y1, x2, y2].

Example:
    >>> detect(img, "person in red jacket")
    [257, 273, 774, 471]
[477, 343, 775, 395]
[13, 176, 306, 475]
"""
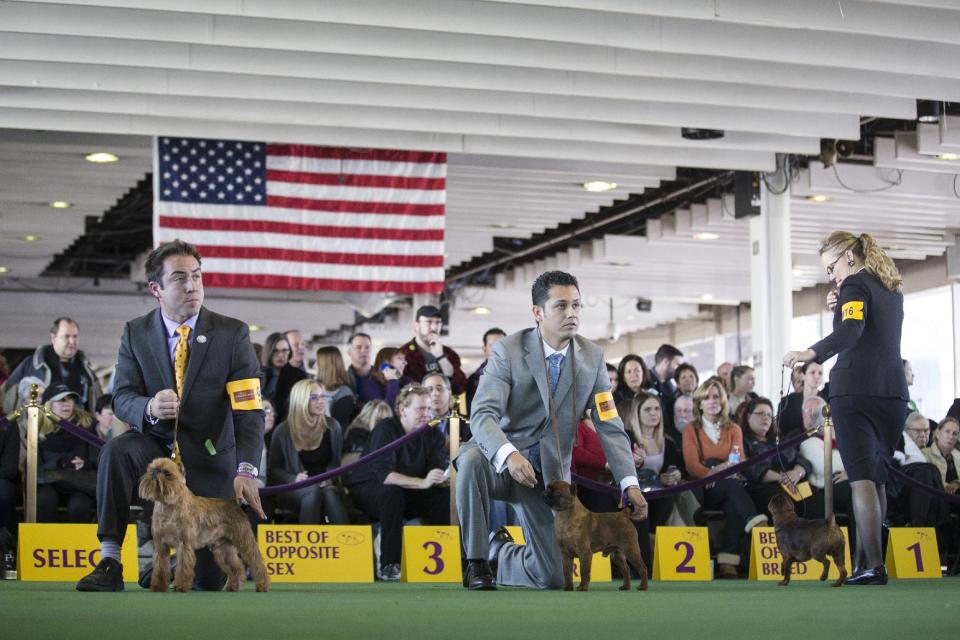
[399, 305, 467, 395]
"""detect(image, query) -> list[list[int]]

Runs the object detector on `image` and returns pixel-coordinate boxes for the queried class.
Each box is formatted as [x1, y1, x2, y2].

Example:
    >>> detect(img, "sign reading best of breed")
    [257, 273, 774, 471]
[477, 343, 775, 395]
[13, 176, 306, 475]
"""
[400, 526, 462, 583]
[18, 524, 138, 582]
[257, 525, 373, 582]
[652, 526, 711, 580]
[885, 527, 941, 579]
[506, 526, 612, 581]
[748, 526, 851, 581]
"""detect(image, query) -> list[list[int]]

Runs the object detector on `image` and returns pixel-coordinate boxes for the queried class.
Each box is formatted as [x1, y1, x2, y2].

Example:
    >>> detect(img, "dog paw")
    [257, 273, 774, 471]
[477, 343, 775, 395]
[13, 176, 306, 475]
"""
[619, 585, 629, 591]
[637, 583, 648, 591]
[563, 585, 574, 592]
[577, 585, 589, 592]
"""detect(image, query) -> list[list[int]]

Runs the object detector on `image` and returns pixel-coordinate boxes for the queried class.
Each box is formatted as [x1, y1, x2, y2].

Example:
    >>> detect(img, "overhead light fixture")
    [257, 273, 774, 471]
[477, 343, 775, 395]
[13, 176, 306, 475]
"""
[0, 267, 9, 274]
[693, 232, 720, 241]
[805, 194, 832, 203]
[248, 324, 262, 332]
[22, 234, 40, 242]
[916, 100, 941, 124]
[681, 127, 724, 140]
[49, 200, 72, 209]
[582, 180, 617, 192]
[608, 261, 630, 267]
[792, 268, 803, 277]
[491, 223, 514, 229]
[936, 153, 960, 161]
[701, 294, 715, 301]
[470, 306, 491, 315]
[85, 151, 119, 163]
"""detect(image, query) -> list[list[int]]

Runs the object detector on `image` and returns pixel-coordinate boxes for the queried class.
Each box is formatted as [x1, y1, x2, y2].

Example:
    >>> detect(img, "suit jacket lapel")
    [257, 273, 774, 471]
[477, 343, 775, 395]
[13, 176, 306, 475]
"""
[522, 328, 550, 414]
[180, 307, 213, 404]
[553, 337, 580, 409]
[148, 309, 176, 392]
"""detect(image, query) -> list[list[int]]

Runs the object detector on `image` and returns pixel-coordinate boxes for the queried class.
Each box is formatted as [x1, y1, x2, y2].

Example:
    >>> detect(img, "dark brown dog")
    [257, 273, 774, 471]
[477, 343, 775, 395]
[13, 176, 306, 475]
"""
[138, 457, 270, 592]
[544, 480, 649, 592]
[768, 493, 847, 587]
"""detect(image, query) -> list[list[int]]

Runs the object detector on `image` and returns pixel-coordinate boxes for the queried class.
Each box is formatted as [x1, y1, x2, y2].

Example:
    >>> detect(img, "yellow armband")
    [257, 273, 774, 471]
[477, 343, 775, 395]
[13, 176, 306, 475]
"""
[594, 390, 618, 422]
[841, 300, 864, 321]
[226, 378, 262, 410]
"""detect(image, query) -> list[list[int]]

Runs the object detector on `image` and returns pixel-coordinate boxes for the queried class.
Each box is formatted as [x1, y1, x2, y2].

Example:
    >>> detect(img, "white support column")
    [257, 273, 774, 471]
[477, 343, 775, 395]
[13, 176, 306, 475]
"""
[749, 169, 793, 398]
[952, 281, 960, 398]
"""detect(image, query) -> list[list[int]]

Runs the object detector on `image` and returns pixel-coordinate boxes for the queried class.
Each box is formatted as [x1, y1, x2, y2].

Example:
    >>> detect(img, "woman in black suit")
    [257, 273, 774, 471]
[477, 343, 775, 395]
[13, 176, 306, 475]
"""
[784, 231, 909, 585]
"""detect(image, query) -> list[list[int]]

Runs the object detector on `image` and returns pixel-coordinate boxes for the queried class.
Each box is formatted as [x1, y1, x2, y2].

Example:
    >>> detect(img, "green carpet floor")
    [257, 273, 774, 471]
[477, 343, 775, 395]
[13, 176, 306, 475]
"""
[1, 578, 957, 639]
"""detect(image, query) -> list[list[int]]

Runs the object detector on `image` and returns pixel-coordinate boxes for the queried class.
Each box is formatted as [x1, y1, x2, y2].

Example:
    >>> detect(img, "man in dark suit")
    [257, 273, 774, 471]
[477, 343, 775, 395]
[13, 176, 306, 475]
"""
[77, 240, 265, 592]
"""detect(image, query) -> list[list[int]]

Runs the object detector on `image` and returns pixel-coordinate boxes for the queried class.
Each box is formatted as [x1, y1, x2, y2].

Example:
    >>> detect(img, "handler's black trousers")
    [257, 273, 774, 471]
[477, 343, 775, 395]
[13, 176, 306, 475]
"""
[351, 483, 449, 566]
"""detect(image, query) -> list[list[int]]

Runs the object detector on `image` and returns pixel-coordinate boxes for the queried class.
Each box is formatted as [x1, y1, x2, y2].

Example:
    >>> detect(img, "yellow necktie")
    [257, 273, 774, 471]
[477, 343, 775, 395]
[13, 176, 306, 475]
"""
[174, 325, 190, 397]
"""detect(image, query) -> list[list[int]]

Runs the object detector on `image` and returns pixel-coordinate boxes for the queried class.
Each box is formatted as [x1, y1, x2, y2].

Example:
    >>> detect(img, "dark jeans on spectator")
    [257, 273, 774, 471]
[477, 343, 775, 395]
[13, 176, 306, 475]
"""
[277, 485, 350, 525]
[350, 483, 449, 566]
[36, 485, 94, 523]
[701, 478, 757, 556]
[0, 478, 18, 536]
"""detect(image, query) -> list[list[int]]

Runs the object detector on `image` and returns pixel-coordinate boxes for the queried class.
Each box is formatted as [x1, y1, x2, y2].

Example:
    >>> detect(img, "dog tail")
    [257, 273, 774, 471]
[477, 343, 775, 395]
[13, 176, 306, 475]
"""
[827, 512, 837, 528]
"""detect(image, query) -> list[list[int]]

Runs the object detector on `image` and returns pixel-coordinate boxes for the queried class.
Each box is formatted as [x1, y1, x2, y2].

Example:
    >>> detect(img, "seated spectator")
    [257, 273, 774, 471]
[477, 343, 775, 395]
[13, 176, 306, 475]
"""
[727, 365, 757, 420]
[34, 384, 98, 523]
[674, 363, 699, 397]
[790, 366, 804, 394]
[739, 396, 814, 517]
[400, 305, 467, 395]
[716, 362, 734, 393]
[1, 396, 19, 552]
[681, 378, 765, 578]
[267, 379, 349, 526]
[797, 397, 855, 528]
[606, 362, 618, 391]
[626, 393, 684, 532]
[672, 394, 695, 440]
[342, 400, 393, 467]
[348, 385, 449, 581]
[315, 346, 357, 428]
[260, 331, 308, 423]
[923, 417, 960, 495]
[93, 393, 127, 441]
[614, 354, 653, 404]
[422, 372, 471, 452]
[888, 413, 948, 543]
[465, 328, 506, 416]
[258, 397, 277, 489]
[359, 348, 408, 408]
[778, 362, 824, 437]
[346, 333, 373, 394]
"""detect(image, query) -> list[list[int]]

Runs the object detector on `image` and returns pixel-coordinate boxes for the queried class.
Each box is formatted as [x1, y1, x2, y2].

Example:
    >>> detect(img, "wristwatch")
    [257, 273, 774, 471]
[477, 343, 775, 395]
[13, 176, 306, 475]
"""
[237, 462, 259, 478]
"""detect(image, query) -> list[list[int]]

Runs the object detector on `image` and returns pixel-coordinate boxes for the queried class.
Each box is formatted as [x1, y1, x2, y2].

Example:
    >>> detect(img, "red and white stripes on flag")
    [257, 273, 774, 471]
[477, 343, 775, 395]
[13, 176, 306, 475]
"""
[153, 137, 446, 293]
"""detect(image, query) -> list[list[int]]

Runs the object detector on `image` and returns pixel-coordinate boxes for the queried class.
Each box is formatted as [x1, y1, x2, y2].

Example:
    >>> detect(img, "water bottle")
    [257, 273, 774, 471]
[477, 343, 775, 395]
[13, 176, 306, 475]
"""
[728, 445, 741, 464]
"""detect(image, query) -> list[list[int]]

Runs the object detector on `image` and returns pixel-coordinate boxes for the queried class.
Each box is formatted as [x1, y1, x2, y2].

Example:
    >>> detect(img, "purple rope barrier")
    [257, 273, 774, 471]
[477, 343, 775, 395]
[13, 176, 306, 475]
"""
[886, 462, 960, 506]
[260, 424, 431, 496]
[573, 430, 810, 500]
[56, 417, 107, 449]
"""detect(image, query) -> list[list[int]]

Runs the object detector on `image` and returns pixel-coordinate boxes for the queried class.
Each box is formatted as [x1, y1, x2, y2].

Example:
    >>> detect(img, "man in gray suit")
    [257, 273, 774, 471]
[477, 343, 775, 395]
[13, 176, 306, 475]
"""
[77, 239, 265, 592]
[458, 271, 647, 590]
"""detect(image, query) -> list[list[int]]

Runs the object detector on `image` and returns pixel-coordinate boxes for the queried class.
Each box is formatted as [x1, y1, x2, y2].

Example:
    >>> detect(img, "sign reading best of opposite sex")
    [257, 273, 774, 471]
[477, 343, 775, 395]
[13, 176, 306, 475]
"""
[400, 526, 462, 582]
[747, 526, 851, 581]
[885, 527, 941, 579]
[18, 524, 138, 582]
[652, 526, 711, 580]
[257, 525, 373, 582]
[505, 526, 612, 581]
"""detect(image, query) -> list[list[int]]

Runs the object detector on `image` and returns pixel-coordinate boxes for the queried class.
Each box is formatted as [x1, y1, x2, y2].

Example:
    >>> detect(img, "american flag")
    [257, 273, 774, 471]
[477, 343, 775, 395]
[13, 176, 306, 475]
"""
[153, 137, 446, 293]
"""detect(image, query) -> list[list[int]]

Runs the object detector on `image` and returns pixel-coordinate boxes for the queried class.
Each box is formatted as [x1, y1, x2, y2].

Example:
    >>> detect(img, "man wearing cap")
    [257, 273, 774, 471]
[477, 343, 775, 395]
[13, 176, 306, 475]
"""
[399, 305, 467, 395]
[1, 317, 101, 414]
[76, 239, 265, 592]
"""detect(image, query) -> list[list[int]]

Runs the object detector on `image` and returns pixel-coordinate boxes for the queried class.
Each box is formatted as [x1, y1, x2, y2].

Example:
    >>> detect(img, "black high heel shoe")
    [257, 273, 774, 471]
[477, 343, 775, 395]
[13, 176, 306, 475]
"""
[845, 565, 888, 585]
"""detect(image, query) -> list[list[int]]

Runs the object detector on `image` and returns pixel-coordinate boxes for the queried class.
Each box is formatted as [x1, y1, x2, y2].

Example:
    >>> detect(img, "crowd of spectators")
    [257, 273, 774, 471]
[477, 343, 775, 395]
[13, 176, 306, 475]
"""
[2, 314, 959, 579]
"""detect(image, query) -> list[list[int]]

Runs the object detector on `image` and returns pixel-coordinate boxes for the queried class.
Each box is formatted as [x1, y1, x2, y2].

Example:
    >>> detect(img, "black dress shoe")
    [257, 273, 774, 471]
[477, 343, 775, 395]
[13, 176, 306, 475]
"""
[463, 560, 496, 590]
[845, 565, 888, 585]
[488, 527, 514, 575]
[76, 557, 124, 592]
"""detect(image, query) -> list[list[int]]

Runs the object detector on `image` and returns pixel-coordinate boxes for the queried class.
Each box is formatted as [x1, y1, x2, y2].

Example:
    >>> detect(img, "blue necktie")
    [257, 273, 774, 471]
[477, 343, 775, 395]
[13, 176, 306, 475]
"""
[547, 352, 564, 395]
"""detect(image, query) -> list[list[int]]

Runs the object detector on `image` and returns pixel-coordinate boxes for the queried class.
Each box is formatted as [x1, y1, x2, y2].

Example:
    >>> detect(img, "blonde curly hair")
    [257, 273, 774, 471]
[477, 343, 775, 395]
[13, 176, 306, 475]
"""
[819, 231, 902, 292]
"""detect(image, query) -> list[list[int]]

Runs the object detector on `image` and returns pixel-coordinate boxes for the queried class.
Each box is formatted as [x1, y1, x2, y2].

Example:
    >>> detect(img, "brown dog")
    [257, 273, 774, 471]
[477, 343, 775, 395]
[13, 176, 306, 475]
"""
[544, 480, 649, 592]
[768, 493, 847, 587]
[138, 457, 270, 592]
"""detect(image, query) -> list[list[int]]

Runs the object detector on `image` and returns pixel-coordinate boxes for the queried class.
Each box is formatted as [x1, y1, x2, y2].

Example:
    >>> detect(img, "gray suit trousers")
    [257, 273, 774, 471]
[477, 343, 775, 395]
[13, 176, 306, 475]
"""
[457, 447, 562, 589]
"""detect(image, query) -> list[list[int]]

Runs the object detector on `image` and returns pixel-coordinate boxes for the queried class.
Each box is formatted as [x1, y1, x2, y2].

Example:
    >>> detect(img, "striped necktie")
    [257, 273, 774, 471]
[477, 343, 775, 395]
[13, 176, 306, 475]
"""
[547, 352, 564, 395]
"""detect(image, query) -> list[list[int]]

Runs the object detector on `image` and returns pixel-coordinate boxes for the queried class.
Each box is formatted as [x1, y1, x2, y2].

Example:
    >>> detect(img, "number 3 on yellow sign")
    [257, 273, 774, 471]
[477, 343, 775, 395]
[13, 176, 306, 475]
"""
[400, 526, 463, 582]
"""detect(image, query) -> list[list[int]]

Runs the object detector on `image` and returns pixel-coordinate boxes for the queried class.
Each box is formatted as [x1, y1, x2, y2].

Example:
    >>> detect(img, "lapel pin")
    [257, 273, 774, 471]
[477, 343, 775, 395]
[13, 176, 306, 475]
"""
[196, 335, 207, 344]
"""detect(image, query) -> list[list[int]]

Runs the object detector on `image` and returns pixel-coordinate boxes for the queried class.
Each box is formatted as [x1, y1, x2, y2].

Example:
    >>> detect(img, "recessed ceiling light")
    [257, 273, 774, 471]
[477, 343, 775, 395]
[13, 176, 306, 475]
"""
[701, 294, 714, 301]
[0, 267, 9, 274]
[935, 153, 960, 161]
[608, 261, 630, 267]
[49, 200, 72, 209]
[792, 268, 803, 277]
[491, 223, 514, 229]
[582, 180, 617, 192]
[470, 306, 491, 315]
[248, 324, 262, 332]
[85, 151, 119, 163]
[693, 232, 720, 241]
[22, 234, 40, 242]
[806, 194, 832, 203]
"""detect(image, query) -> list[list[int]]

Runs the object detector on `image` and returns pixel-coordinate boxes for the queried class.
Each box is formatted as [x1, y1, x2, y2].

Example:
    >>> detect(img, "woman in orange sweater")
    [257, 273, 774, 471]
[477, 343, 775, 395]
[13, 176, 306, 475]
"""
[682, 378, 767, 578]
